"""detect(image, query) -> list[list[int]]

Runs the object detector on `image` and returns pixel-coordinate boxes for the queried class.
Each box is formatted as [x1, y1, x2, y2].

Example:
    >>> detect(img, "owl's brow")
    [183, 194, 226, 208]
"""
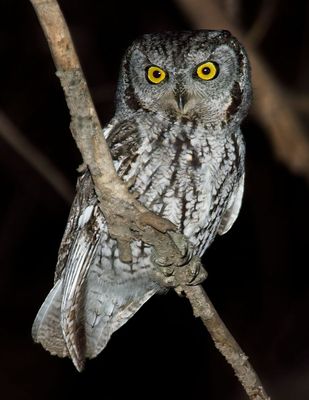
[137, 48, 165, 67]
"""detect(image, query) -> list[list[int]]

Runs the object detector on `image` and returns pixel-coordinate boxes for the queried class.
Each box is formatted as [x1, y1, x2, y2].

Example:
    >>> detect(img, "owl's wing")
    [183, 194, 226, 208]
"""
[217, 174, 245, 235]
[32, 170, 102, 370]
[33, 120, 157, 370]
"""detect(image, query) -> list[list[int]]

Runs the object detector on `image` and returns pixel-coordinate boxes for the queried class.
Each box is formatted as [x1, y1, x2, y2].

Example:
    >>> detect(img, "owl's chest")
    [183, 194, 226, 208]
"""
[115, 121, 239, 252]
[119, 122, 207, 195]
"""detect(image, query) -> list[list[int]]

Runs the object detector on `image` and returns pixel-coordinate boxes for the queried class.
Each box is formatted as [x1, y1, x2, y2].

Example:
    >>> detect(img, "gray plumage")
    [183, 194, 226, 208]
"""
[32, 30, 252, 370]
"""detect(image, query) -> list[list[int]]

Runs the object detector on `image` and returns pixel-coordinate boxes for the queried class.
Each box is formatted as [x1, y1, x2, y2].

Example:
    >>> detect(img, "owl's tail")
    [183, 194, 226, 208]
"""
[83, 283, 158, 361]
[32, 280, 69, 359]
[32, 275, 158, 371]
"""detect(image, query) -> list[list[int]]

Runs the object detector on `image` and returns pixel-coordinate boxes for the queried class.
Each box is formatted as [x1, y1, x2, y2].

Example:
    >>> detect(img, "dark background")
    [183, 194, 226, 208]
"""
[0, 0, 308, 399]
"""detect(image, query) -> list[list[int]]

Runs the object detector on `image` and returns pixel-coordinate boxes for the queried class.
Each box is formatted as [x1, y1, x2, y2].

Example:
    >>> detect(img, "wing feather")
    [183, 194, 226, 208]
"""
[32, 119, 159, 368]
[61, 211, 101, 371]
[32, 171, 103, 365]
[218, 174, 245, 235]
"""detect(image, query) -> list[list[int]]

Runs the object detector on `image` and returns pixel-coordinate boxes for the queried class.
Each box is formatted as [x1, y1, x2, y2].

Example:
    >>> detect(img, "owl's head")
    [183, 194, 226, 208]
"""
[116, 30, 251, 125]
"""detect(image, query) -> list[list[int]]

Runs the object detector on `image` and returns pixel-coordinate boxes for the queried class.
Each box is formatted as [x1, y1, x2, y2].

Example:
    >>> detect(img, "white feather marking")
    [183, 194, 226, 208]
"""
[78, 205, 94, 228]
[103, 120, 117, 139]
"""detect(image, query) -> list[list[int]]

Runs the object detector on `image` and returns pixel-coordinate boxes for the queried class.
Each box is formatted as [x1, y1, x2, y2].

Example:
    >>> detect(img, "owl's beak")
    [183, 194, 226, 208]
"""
[175, 92, 188, 112]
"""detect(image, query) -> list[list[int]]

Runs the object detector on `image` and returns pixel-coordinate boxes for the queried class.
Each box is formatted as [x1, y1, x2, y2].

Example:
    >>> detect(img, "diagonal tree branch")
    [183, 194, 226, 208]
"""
[29, 0, 176, 264]
[185, 285, 269, 400]
[28, 1, 270, 399]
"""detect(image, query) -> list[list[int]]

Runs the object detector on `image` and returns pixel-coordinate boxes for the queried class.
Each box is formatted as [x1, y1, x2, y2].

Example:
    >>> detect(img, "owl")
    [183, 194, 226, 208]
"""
[32, 30, 252, 371]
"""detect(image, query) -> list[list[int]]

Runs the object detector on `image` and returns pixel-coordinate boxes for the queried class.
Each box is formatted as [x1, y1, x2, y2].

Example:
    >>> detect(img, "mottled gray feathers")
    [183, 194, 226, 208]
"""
[32, 30, 251, 370]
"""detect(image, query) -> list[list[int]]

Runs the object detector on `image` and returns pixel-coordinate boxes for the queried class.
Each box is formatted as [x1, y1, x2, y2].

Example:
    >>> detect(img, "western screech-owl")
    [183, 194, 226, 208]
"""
[32, 30, 252, 370]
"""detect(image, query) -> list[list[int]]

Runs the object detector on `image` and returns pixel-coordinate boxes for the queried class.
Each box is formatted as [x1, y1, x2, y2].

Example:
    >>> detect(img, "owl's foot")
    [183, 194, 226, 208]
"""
[153, 257, 207, 285]
[152, 231, 207, 288]
[152, 255, 207, 289]
[179, 255, 208, 286]
[151, 231, 190, 268]
[152, 270, 178, 288]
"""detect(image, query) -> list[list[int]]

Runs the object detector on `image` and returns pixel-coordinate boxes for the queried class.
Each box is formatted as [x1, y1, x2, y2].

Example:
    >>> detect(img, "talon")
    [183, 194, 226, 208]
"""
[173, 257, 207, 286]
[161, 265, 175, 277]
[186, 259, 208, 285]
[152, 269, 177, 288]
[154, 256, 171, 267]
[151, 249, 173, 269]
[150, 227, 207, 287]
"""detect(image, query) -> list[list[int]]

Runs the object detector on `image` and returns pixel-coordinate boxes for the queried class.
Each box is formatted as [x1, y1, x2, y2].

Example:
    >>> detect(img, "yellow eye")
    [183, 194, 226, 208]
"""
[146, 66, 167, 84]
[196, 61, 219, 81]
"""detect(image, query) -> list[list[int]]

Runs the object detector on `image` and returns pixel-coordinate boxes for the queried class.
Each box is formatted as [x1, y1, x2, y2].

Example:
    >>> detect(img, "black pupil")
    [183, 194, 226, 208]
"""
[202, 67, 211, 75]
[153, 69, 161, 79]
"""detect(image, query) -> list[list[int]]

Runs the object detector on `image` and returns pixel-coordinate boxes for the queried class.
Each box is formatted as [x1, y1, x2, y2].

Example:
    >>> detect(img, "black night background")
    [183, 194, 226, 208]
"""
[0, 1, 308, 399]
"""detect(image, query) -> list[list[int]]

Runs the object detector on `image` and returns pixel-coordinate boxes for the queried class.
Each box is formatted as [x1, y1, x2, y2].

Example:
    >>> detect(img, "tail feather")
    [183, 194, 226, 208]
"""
[60, 230, 100, 371]
[32, 272, 159, 365]
[85, 288, 157, 359]
[32, 280, 68, 358]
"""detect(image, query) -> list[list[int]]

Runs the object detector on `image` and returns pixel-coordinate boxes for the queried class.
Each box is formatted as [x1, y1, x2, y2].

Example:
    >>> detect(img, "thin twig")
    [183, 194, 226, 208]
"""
[0, 111, 74, 202]
[183, 285, 269, 400]
[176, 0, 309, 180]
[223, 0, 241, 25]
[29, 1, 270, 399]
[246, 0, 278, 46]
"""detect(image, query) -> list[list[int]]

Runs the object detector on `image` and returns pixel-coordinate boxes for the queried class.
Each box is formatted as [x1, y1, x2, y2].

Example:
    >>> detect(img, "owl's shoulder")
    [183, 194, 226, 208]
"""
[104, 115, 141, 159]
[54, 170, 100, 281]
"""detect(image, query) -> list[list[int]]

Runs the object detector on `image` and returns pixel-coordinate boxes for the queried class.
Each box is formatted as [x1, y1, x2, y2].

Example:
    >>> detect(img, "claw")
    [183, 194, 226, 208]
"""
[152, 269, 177, 288]
[151, 229, 207, 288]
[182, 257, 208, 285]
